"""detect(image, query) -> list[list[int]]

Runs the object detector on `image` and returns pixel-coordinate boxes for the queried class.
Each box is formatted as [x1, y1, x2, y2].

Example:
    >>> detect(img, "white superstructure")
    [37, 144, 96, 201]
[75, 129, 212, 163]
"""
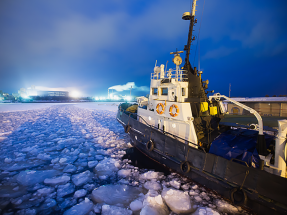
[137, 54, 198, 147]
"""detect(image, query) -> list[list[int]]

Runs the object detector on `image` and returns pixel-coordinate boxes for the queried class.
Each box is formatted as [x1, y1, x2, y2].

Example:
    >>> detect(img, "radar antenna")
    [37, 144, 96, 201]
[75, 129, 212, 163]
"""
[182, 0, 197, 74]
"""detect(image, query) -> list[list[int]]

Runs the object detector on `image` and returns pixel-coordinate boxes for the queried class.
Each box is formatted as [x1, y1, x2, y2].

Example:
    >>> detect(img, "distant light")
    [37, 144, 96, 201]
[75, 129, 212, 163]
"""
[125, 96, 131, 101]
[95, 97, 99, 101]
[114, 95, 119, 100]
[100, 97, 106, 100]
[148, 116, 151, 121]
[22, 95, 29, 99]
[70, 91, 80, 98]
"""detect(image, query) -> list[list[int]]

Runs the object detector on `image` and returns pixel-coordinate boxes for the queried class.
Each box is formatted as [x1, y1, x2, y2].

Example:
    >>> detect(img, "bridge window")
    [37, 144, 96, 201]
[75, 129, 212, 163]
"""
[152, 88, 158, 95]
[161, 88, 168, 95]
[182, 88, 186, 96]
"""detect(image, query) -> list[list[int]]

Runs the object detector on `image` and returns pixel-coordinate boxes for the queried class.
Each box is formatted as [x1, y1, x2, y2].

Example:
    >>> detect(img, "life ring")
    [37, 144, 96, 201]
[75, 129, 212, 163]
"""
[156, 103, 165, 115]
[124, 124, 131, 133]
[169, 104, 179, 117]
[180, 161, 191, 173]
[146, 140, 154, 151]
[230, 187, 247, 205]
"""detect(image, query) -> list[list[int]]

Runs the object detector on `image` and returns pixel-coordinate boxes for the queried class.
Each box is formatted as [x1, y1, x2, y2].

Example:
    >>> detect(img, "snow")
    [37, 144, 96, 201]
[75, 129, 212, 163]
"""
[0, 103, 67, 112]
[0, 103, 251, 214]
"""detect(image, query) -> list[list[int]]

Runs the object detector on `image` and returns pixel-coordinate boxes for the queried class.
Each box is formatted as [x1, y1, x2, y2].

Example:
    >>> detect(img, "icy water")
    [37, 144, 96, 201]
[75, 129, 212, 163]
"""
[0, 104, 251, 215]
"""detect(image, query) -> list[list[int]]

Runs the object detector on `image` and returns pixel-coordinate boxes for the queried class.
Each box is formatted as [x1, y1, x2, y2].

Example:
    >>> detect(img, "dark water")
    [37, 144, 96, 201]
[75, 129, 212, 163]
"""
[123, 147, 171, 175]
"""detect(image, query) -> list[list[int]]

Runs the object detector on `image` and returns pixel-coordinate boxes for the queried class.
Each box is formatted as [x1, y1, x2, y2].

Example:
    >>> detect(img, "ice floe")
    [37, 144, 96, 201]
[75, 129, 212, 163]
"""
[0, 104, 251, 215]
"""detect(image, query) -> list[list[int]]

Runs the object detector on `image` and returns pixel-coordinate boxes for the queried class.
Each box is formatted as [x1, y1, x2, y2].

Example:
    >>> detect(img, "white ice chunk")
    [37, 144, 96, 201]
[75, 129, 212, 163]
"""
[95, 155, 104, 160]
[169, 179, 181, 189]
[72, 170, 93, 186]
[93, 204, 102, 213]
[59, 158, 68, 164]
[101, 204, 132, 215]
[130, 199, 143, 211]
[74, 189, 87, 198]
[34, 187, 55, 197]
[91, 184, 143, 207]
[139, 171, 164, 180]
[94, 158, 121, 178]
[63, 198, 94, 215]
[140, 190, 169, 215]
[39, 198, 57, 211]
[15, 208, 37, 215]
[215, 199, 238, 214]
[191, 184, 198, 189]
[194, 196, 203, 202]
[16, 170, 59, 186]
[37, 153, 52, 160]
[51, 158, 59, 164]
[63, 164, 77, 173]
[161, 188, 194, 214]
[57, 183, 75, 198]
[88, 161, 98, 168]
[192, 207, 220, 215]
[117, 169, 131, 178]
[143, 181, 162, 191]
[4, 158, 12, 163]
[44, 176, 70, 186]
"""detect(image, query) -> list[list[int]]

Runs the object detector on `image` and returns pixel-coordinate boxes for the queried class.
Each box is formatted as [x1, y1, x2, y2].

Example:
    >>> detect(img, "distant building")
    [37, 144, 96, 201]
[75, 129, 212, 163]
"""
[37, 91, 69, 97]
[224, 97, 287, 117]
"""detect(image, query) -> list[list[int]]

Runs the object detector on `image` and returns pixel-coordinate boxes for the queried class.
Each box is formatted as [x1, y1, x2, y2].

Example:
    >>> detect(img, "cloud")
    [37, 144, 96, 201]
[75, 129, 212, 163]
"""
[202, 47, 236, 60]
[109, 82, 149, 92]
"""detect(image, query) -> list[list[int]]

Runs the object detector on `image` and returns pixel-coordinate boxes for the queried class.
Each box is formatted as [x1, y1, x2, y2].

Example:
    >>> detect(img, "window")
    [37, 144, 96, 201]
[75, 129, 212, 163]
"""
[182, 88, 186, 96]
[161, 88, 168, 95]
[152, 88, 158, 95]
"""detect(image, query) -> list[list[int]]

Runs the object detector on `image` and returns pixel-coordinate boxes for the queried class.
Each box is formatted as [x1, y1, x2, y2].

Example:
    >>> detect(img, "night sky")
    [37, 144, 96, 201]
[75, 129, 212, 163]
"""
[0, 0, 287, 98]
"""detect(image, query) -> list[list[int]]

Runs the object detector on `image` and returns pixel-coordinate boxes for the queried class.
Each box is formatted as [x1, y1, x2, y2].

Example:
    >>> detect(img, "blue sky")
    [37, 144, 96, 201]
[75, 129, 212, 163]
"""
[0, 0, 286, 97]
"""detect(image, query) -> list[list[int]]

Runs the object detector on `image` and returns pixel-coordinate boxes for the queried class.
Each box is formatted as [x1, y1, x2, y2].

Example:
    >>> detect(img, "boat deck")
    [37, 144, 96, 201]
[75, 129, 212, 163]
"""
[220, 115, 286, 129]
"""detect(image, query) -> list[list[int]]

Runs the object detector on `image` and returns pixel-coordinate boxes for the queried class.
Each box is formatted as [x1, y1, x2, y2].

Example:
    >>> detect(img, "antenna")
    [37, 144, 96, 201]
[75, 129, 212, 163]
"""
[182, 0, 197, 74]
[229, 83, 231, 97]
[130, 86, 132, 97]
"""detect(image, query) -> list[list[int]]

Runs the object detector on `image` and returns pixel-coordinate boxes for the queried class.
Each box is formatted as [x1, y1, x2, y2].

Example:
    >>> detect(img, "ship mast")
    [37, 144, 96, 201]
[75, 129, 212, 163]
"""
[183, 0, 197, 75]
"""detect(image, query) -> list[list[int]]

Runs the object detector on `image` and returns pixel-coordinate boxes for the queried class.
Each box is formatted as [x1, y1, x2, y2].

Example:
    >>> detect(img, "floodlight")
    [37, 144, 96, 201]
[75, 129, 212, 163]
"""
[70, 91, 80, 98]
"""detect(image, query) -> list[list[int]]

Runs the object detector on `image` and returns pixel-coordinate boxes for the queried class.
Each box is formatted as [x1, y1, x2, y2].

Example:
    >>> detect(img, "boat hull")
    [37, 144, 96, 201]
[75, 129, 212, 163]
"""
[117, 110, 287, 215]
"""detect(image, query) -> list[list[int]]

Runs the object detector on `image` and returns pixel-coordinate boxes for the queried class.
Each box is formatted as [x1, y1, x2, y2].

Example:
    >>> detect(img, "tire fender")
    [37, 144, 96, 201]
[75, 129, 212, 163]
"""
[230, 187, 247, 205]
[146, 140, 154, 151]
[180, 161, 191, 173]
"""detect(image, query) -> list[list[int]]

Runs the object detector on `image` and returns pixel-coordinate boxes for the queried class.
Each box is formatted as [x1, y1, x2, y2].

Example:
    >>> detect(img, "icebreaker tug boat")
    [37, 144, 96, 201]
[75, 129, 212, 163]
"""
[117, 1, 287, 214]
